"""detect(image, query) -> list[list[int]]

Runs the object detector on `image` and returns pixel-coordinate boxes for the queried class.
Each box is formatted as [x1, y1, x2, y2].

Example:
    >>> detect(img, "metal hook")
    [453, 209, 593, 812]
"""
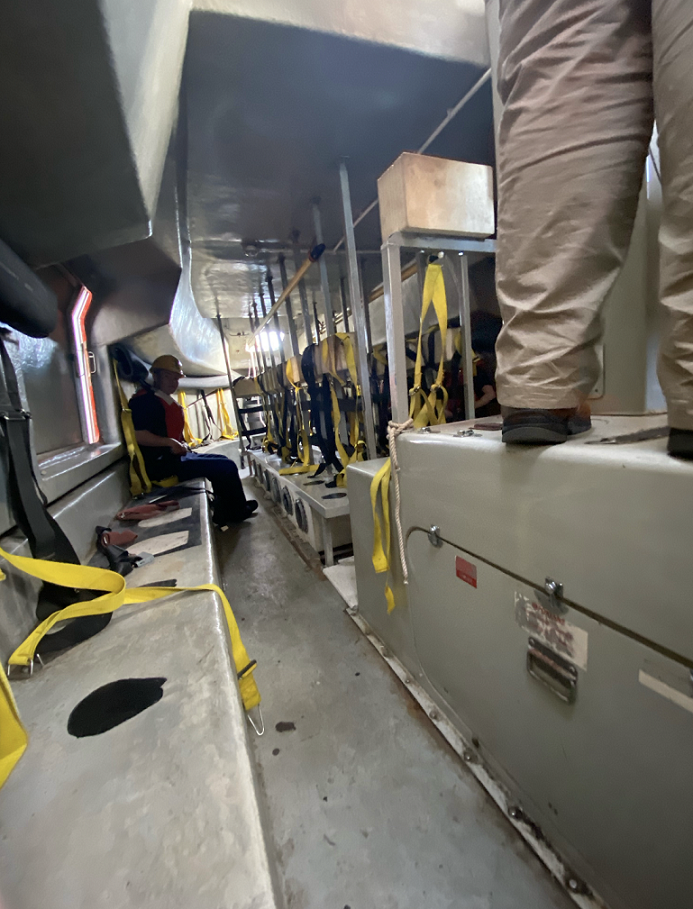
[247, 705, 265, 736]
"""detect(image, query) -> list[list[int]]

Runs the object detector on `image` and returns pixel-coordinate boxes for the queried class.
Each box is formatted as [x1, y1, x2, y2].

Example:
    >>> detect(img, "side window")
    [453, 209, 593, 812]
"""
[18, 268, 99, 456]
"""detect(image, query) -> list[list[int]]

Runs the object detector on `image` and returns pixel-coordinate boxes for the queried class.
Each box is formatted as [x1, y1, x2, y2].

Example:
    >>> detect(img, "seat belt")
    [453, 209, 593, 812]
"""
[0, 545, 261, 789]
[0, 334, 112, 649]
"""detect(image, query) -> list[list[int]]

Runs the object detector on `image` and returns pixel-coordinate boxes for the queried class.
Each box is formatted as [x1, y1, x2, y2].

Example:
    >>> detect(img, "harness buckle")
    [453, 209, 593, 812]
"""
[6, 653, 43, 680]
[0, 410, 30, 422]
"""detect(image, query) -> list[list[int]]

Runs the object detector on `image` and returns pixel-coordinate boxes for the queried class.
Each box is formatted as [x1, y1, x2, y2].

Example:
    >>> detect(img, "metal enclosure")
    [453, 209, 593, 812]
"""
[350, 417, 693, 909]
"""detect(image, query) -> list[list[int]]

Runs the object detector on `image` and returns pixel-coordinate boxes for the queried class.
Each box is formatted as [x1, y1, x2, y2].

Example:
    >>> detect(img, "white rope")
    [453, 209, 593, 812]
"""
[387, 418, 414, 584]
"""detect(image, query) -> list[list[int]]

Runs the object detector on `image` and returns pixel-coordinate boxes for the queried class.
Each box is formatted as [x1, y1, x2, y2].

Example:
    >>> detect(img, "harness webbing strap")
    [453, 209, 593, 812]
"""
[215, 389, 237, 440]
[0, 663, 27, 789]
[177, 391, 203, 448]
[0, 544, 261, 788]
[369, 459, 396, 613]
[0, 337, 111, 646]
[113, 360, 153, 497]
[409, 264, 449, 428]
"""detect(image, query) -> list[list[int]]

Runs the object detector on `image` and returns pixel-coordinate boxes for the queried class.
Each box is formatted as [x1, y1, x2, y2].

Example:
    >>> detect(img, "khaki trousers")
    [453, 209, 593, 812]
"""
[495, 0, 693, 428]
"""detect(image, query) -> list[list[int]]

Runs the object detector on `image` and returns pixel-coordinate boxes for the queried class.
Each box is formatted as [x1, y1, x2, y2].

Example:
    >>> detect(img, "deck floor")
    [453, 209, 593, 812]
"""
[216, 480, 574, 909]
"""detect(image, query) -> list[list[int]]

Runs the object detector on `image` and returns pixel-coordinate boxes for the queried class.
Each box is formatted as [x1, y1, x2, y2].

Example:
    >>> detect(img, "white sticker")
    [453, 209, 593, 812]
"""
[139, 507, 192, 528]
[129, 531, 189, 557]
[639, 670, 693, 716]
[515, 592, 589, 671]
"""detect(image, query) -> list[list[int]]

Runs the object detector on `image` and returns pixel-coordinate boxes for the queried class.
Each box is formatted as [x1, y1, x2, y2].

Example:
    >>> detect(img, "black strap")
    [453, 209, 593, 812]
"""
[0, 333, 111, 649]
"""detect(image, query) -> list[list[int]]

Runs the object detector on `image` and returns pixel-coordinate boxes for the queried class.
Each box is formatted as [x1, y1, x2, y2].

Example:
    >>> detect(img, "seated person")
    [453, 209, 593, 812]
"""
[130, 355, 257, 525]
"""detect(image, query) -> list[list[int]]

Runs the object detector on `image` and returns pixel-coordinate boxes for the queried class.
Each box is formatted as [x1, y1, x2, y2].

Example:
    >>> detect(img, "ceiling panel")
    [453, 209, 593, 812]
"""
[184, 12, 494, 320]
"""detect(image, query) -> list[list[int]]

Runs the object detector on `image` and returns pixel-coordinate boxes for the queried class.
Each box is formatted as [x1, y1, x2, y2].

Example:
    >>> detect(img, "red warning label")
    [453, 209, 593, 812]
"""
[456, 556, 477, 588]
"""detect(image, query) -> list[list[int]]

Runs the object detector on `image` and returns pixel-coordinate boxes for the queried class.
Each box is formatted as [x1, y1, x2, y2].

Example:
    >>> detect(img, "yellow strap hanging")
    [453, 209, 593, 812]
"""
[0, 661, 28, 789]
[112, 361, 152, 497]
[279, 361, 317, 476]
[409, 264, 449, 428]
[215, 389, 237, 440]
[0, 544, 261, 790]
[369, 459, 396, 613]
[177, 392, 203, 448]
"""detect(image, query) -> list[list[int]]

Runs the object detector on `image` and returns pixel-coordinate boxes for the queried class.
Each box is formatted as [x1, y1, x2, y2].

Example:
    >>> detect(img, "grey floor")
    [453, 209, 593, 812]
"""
[216, 482, 574, 909]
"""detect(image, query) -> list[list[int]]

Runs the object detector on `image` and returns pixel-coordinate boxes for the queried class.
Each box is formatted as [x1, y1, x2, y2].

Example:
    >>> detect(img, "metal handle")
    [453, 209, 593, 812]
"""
[527, 638, 577, 704]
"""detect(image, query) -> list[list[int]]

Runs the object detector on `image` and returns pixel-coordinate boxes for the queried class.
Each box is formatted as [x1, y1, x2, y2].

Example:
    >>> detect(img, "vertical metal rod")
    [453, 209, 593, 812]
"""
[339, 161, 377, 459]
[278, 255, 300, 357]
[339, 273, 350, 332]
[312, 298, 321, 341]
[458, 254, 476, 420]
[312, 201, 335, 336]
[216, 313, 246, 462]
[266, 268, 287, 363]
[251, 298, 268, 373]
[382, 240, 409, 424]
[257, 283, 277, 370]
[292, 232, 314, 345]
[359, 255, 372, 352]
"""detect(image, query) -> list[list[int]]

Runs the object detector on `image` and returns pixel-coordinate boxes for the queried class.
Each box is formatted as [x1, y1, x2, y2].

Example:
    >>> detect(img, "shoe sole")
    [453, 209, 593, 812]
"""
[502, 425, 567, 445]
[667, 440, 693, 460]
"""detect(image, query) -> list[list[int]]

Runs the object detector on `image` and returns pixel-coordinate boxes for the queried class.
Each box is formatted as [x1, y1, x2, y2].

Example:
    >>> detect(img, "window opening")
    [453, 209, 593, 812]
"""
[70, 285, 99, 444]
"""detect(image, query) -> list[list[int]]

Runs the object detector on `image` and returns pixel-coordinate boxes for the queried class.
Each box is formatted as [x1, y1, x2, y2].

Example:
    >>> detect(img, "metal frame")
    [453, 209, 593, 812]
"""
[381, 231, 496, 425]
[339, 161, 377, 459]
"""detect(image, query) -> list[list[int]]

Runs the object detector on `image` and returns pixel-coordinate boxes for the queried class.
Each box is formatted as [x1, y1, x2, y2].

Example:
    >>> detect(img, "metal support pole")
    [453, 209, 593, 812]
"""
[258, 283, 277, 370]
[458, 254, 476, 420]
[339, 161, 377, 459]
[339, 273, 350, 332]
[359, 255, 372, 352]
[292, 232, 314, 345]
[216, 314, 246, 464]
[312, 201, 335, 335]
[312, 299, 321, 341]
[381, 239, 409, 424]
[278, 255, 300, 358]
[265, 270, 286, 363]
[251, 298, 268, 373]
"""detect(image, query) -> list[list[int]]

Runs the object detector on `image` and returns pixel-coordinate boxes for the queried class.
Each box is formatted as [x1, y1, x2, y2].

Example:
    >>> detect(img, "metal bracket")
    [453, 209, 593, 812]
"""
[7, 653, 43, 680]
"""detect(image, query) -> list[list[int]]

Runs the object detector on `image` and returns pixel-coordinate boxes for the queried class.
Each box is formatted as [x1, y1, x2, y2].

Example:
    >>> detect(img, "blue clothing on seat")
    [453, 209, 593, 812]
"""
[175, 452, 248, 523]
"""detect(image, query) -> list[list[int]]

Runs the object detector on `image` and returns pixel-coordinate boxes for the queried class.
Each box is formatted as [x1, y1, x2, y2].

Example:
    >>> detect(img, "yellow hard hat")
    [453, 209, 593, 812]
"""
[151, 354, 184, 376]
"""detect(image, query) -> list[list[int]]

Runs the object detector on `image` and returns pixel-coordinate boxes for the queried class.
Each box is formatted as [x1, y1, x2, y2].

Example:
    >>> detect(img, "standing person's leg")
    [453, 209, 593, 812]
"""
[496, 0, 654, 442]
[176, 453, 254, 522]
[651, 0, 693, 455]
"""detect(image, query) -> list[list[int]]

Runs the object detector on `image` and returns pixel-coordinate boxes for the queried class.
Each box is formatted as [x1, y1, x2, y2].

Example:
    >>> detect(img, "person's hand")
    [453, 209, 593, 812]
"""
[167, 438, 187, 456]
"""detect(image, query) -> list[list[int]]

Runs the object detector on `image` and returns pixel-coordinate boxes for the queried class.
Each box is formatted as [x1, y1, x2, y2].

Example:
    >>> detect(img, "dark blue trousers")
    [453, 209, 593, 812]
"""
[175, 452, 247, 522]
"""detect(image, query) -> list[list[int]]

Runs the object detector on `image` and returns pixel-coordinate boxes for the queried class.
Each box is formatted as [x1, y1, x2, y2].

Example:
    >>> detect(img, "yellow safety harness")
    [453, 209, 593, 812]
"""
[321, 333, 366, 487]
[177, 391, 204, 448]
[113, 361, 153, 497]
[0, 546, 261, 789]
[279, 358, 317, 476]
[369, 459, 396, 613]
[215, 389, 238, 440]
[409, 263, 449, 428]
[113, 362, 179, 495]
